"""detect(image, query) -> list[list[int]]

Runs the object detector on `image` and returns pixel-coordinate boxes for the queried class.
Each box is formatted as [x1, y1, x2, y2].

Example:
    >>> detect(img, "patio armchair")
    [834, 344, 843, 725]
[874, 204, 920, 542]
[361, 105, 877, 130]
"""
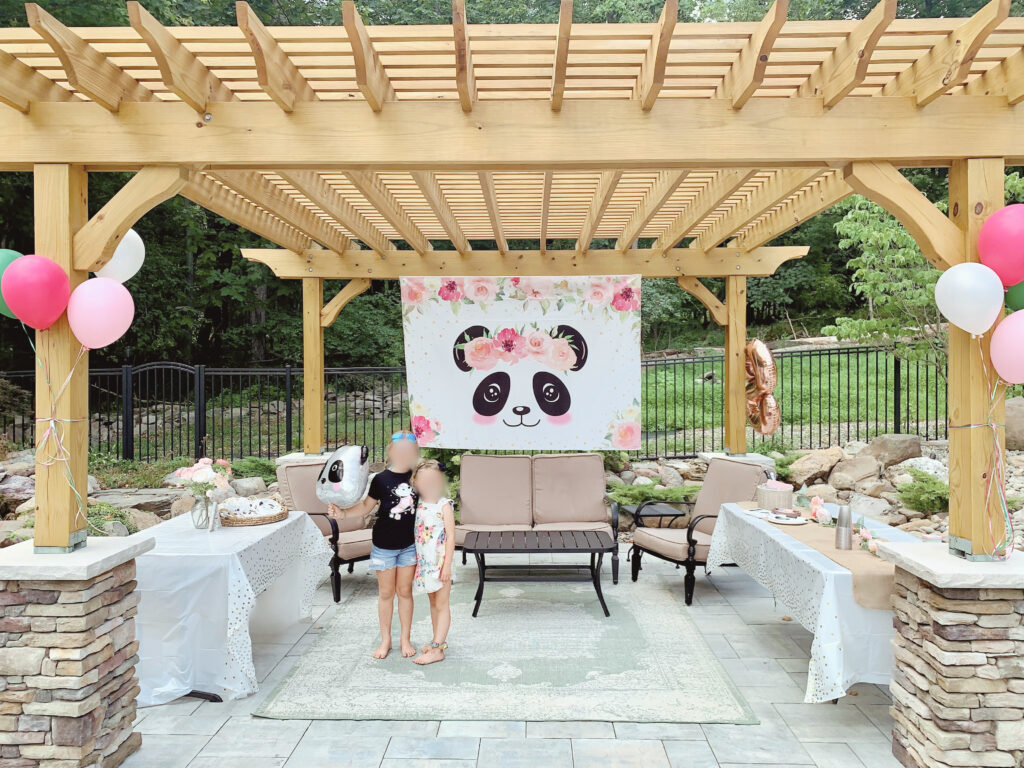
[277, 458, 372, 603]
[628, 457, 770, 605]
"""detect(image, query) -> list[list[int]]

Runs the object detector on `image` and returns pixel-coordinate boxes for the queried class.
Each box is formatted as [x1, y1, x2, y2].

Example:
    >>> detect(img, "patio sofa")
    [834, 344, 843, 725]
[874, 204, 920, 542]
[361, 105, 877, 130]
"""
[456, 453, 620, 583]
[628, 456, 770, 605]
[277, 456, 371, 603]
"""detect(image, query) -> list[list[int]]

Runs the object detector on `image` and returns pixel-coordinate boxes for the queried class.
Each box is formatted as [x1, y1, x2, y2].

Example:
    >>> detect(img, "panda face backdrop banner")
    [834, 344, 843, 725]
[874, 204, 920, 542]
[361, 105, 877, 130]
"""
[400, 276, 641, 450]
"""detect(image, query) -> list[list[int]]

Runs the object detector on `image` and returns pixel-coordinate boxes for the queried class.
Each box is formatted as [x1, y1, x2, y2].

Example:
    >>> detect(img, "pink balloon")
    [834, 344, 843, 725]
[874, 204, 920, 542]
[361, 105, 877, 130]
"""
[991, 310, 1024, 384]
[0, 254, 70, 330]
[979, 204, 1024, 288]
[67, 278, 134, 350]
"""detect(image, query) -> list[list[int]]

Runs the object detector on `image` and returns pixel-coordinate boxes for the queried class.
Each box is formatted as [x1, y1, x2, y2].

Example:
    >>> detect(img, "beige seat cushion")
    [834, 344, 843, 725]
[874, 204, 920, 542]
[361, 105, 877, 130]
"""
[633, 526, 712, 563]
[532, 453, 606, 526]
[455, 523, 532, 546]
[337, 528, 373, 560]
[459, 455, 533, 527]
[277, 459, 365, 533]
[533, 521, 613, 538]
[690, 457, 770, 537]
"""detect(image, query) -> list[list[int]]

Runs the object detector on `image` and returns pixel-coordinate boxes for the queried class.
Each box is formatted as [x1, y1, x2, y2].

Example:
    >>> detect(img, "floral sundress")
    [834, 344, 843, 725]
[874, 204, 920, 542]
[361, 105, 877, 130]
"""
[413, 497, 454, 594]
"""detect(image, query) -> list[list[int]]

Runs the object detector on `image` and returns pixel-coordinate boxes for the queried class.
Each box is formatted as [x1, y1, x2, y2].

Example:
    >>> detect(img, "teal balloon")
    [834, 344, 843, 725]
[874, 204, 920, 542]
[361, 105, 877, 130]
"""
[1007, 280, 1024, 313]
[0, 249, 23, 319]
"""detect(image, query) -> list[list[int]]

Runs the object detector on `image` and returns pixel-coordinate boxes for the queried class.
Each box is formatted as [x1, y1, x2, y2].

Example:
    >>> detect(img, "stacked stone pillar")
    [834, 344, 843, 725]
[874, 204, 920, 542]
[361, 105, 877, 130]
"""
[0, 559, 142, 767]
[890, 565, 1024, 768]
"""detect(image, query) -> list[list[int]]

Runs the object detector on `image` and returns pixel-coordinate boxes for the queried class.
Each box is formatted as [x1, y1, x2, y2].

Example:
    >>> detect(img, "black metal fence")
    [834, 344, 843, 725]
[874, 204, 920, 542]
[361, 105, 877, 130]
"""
[1, 345, 953, 463]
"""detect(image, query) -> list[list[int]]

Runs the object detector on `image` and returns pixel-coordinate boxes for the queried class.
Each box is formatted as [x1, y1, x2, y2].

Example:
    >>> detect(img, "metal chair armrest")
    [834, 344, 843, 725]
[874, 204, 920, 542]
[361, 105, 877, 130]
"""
[307, 511, 340, 548]
[686, 514, 716, 546]
[605, 495, 619, 535]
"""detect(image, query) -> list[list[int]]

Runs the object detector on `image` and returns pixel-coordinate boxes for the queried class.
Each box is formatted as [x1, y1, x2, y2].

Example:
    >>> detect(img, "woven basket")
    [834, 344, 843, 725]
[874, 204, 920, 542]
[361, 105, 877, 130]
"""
[756, 485, 793, 511]
[218, 507, 289, 527]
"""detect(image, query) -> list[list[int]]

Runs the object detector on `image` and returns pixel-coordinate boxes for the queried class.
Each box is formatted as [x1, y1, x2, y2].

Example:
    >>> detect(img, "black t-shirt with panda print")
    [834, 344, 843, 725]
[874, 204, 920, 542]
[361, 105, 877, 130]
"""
[368, 469, 417, 550]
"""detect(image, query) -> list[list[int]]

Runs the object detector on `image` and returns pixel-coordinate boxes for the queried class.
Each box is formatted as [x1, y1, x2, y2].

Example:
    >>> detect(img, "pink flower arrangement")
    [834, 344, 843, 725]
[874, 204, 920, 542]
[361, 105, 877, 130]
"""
[458, 327, 577, 372]
[611, 280, 641, 312]
[174, 458, 232, 497]
[610, 421, 641, 450]
[438, 278, 465, 302]
[401, 277, 428, 305]
[411, 414, 440, 445]
[465, 277, 499, 303]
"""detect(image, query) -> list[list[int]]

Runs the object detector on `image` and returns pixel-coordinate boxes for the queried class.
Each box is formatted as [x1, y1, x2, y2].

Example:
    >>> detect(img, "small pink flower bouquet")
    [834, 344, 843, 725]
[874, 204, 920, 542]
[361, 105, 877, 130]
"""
[173, 457, 233, 499]
[809, 496, 833, 526]
[854, 522, 880, 555]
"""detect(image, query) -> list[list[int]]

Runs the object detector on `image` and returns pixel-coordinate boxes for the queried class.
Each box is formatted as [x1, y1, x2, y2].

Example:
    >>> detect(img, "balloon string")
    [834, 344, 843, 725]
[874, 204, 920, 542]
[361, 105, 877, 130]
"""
[970, 336, 1013, 560]
[24, 323, 89, 531]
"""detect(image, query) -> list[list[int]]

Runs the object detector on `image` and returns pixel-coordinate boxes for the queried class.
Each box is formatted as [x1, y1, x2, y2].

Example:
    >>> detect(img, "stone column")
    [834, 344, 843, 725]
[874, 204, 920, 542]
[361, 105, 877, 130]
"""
[0, 537, 154, 767]
[880, 541, 1024, 768]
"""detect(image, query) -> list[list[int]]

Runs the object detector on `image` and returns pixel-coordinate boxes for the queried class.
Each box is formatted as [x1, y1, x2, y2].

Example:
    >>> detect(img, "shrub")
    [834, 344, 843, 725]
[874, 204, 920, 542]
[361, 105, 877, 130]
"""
[607, 484, 701, 507]
[773, 452, 801, 483]
[86, 501, 139, 536]
[232, 456, 277, 485]
[897, 468, 949, 516]
[88, 453, 189, 489]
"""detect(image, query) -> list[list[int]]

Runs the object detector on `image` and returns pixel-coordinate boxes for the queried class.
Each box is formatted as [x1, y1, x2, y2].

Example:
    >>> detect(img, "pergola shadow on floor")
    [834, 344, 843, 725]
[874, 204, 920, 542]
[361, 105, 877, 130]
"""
[1, 1, 1023, 766]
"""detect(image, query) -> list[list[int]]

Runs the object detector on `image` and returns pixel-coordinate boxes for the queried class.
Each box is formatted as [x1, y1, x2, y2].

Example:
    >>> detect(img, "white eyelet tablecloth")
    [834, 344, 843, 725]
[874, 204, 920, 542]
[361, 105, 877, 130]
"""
[134, 510, 331, 706]
[706, 502, 921, 703]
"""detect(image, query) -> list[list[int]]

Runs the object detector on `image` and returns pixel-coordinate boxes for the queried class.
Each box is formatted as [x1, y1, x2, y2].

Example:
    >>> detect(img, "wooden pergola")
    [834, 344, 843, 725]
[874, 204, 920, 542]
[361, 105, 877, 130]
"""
[3, 0, 1019, 560]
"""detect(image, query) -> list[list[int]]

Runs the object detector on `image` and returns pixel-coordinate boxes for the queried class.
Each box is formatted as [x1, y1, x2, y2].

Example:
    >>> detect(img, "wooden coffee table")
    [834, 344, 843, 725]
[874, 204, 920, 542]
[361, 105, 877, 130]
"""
[462, 530, 616, 618]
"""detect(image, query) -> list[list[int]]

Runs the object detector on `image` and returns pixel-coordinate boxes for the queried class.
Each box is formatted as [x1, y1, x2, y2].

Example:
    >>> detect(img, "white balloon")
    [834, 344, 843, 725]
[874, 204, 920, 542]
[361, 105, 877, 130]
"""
[95, 228, 145, 283]
[934, 262, 1005, 335]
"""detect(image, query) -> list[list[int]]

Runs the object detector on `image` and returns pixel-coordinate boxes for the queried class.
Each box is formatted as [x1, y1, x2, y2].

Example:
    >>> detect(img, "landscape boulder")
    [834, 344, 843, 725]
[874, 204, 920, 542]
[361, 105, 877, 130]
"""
[889, 456, 947, 483]
[230, 477, 267, 497]
[0, 474, 35, 507]
[849, 492, 891, 519]
[89, 488, 183, 516]
[126, 508, 162, 531]
[805, 483, 840, 504]
[828, 455, 880, 491]
[658, 464, 685, 488]
[1006, 397, 1024, 452]
[3, 461, 33, 477]
[860, 434, 922, 469]
[787, 446, 844, 486]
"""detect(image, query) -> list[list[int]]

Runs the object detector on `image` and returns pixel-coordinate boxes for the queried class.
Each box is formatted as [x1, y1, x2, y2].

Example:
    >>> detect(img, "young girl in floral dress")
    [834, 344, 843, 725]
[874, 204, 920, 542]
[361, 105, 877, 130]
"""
[410, 459, 455, 665]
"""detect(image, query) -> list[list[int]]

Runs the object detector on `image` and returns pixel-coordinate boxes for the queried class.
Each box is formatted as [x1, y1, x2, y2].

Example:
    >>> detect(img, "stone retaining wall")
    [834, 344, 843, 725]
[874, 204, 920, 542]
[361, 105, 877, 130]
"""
[0, 559, 142, 767]
[890, 566, 1024, 768]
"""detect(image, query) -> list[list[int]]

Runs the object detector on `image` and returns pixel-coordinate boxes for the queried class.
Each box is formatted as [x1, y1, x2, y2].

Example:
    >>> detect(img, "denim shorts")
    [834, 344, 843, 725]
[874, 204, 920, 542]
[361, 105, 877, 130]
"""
[368, 544, 417, 572]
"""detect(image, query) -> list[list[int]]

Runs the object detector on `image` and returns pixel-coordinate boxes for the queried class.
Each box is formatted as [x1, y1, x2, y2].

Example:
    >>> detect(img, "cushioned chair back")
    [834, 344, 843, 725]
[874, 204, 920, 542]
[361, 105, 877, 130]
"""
[532, 453, 606, 525]
[276, 460, 363, 535]
[459, 454, 533, 526]
[692, 458, 769, 537]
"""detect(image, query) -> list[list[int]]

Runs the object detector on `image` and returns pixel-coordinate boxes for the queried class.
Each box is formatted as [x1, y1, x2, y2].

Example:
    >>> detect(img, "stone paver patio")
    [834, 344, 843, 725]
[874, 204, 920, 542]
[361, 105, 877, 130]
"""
[124, 546, 901, 768]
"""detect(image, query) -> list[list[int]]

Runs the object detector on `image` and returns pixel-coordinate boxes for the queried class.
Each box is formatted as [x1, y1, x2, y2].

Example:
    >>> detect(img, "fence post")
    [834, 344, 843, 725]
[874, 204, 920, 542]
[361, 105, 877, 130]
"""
[284, 364, 293, 453]
[892, 356, 902, 433]
[120, 365, 134, 461]
[194, 365, 206, 460]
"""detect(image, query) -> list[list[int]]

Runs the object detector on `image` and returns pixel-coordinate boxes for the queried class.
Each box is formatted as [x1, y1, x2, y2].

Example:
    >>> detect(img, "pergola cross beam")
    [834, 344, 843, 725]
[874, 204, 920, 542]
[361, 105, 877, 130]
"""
[652, 169, 757, 256]
[343, 1, 394, 112]
[453, 0, 476, 113]
[716, 0, 789, 109]
[344, 171, 431, 255]
[236, 1, 317, 111]
[634, 0, 677, 110]
[411, 172, 471, 255]
[576, 171, 622, 256]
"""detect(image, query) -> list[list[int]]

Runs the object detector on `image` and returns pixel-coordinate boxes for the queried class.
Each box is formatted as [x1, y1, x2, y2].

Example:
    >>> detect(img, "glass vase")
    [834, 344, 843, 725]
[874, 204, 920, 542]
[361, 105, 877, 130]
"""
[190, 496, 211, 530]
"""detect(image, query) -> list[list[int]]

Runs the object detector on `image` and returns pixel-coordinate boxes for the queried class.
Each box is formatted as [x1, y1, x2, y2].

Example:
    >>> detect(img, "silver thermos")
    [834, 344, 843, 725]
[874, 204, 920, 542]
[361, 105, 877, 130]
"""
[835, 504, 853, 550]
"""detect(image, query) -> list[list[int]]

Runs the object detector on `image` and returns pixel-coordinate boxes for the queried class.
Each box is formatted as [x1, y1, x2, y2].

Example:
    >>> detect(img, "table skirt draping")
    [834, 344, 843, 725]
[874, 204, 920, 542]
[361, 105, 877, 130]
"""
[135, 511, 331, 706]
[706, 502, 920, 703]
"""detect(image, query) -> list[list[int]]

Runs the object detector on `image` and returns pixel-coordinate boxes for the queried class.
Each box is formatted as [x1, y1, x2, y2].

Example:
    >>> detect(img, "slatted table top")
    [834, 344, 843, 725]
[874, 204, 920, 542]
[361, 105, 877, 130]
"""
[463, 529, 615, 554]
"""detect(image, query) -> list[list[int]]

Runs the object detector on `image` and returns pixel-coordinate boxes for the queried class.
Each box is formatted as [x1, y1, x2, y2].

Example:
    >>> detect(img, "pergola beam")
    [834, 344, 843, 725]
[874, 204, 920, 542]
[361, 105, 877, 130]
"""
[550, 0, 572, 112]
[411, 171, 471, 254]
[716, 0, 788, 109]
[735, 170, 851, 250]
[0, 47, 73, 113]
[182, 173, 312, 253]
[540, 171, 552, 254]
[26, 3, 155, 112]
[652, 169, 757, 256]
[796, 0, 896, 107]
[321, 277, 371, 327]
[576, 171, 621, 255]
[236, 1, 317, 112]
[844, 161, 963, 270]
[453, 0, 476, 113]
[243, 245, 808, 279]
[616, 170, 688, 252]
[694, 168, 821, 252]
[74, 166, 190, 272]
[277, 170, 390, 254]
[343, 1, 394, 112]
[128, 2, 235, 114]
[345, 171, 430, 255]
[965, 49, 1024, 105]
[479, 172, 508, 254]
[677, 276, 726, 326]
[881, 0, 1009, 106]
[634, 0, 677, 111]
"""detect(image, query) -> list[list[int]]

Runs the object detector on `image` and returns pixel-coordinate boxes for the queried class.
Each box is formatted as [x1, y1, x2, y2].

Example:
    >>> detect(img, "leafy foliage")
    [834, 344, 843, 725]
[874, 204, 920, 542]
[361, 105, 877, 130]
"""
[772, 452, 802, 483]
[896, 468, 950, 516]
[86, 501, 140, 536]
[232, 456, 277, 486]
[88, 453, 188, 489]
[606, 483, 700, 506]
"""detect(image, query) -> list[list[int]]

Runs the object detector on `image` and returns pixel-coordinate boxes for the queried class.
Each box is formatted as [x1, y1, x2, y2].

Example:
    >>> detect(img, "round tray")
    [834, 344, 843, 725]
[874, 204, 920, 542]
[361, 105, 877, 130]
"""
[219, 509, 289, 527]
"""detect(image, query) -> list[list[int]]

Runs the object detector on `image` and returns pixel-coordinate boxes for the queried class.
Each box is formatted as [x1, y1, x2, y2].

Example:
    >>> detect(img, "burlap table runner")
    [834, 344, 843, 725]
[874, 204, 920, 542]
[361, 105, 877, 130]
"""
[735, 502, 894, 611]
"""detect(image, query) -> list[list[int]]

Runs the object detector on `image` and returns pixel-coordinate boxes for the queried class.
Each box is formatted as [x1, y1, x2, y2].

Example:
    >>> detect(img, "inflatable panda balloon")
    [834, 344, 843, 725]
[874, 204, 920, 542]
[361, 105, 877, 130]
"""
[315, 445, 370, 508]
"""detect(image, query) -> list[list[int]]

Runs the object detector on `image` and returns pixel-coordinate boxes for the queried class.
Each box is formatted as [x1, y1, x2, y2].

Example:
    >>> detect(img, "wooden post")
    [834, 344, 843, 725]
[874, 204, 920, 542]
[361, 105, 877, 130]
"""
[947, 157, 1006, 561]
[33, 164, 88, 552]
[302, 277, 325, 454]
[723, 275, 748, 455]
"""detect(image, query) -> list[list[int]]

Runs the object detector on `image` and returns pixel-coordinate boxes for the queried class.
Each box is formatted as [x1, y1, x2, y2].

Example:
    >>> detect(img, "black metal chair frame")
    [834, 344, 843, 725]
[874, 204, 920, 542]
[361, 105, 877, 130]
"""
[309, 511, 370, 603]
[627, 500, 710, 605]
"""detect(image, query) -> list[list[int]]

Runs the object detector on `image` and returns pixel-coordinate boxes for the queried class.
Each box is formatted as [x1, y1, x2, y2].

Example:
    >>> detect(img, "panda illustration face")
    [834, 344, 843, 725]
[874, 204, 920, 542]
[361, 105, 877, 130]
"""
[453, 324, 587, 430]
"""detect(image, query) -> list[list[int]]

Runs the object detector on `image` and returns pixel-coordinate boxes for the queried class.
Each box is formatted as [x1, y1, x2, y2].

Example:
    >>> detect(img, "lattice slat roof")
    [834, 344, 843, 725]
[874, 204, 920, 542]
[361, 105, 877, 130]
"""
[0, 0, 1020, 265]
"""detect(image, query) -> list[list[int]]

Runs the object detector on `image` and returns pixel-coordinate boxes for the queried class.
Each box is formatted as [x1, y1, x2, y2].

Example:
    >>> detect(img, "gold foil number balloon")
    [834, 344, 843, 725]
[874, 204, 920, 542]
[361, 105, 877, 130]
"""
[744, 340, 780, 435]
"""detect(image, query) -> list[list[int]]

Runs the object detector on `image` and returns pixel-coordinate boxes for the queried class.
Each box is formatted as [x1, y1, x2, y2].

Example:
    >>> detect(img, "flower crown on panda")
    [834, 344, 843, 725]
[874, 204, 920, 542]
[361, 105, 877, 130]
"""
[456, 326, 578, 372]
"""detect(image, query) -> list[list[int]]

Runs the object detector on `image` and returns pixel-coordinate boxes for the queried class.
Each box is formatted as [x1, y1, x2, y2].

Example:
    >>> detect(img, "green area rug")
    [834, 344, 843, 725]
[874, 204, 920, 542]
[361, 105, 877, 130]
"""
[256, 575, 756, 723]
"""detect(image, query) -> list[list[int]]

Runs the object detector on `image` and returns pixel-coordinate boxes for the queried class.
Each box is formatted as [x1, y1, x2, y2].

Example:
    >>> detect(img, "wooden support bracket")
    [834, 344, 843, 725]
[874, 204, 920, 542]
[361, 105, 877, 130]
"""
[321, 278, 372, 327]
[677, 277, 726, 326]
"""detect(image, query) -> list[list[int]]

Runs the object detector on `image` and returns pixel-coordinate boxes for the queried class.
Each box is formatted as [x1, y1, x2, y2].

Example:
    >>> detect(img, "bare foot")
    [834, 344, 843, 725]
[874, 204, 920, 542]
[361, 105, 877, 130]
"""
[372, 640, 391, 659]
[413, 647, 445, 665]
[400, 640, 417, 658]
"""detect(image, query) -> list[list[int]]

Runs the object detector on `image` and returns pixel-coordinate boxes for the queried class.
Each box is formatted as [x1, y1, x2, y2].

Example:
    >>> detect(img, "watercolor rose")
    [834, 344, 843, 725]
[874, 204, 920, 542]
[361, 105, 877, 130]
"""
[463, 336, 499, 370]
[547, 337, 578, 372]
[611, 280, 641, 312]
[610, 421, 641, 450]
[586, 280, 614, 308]
[401, 277, 428, 305]
[438, 278, 465, 302]
[465, 277, 499, 303]
[411, 415, 440, 445]
[524, 330, 552, 360]
[493, 328, 526, 363]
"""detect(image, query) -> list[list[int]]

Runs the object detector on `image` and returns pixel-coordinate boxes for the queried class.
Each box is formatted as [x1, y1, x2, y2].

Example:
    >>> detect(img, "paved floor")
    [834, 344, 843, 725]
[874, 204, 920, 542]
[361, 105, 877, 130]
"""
[124, 546, 901, 768]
